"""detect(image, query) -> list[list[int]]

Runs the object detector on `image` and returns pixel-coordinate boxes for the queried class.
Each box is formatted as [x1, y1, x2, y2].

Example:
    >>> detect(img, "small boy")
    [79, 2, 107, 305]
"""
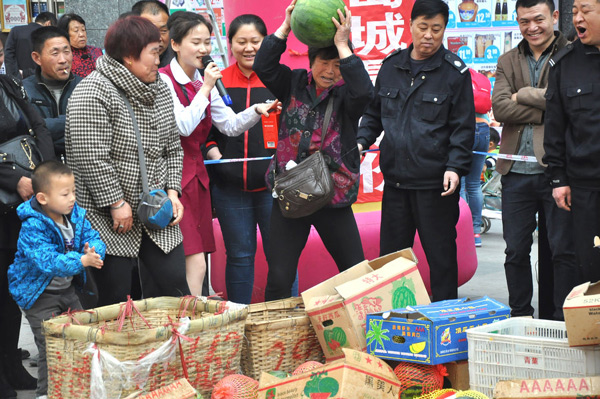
[7, 160, 105, 399]
[483, 127, 501, 180]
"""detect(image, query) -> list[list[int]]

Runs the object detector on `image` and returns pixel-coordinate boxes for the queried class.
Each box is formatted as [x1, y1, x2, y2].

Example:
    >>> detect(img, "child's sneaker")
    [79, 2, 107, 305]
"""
[474, 234, 482, 247]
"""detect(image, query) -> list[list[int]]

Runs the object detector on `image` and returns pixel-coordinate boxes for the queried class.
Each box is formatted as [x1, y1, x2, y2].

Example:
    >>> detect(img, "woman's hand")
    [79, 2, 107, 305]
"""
[110, 200, 133, 233]
[254, 100, 282, 117]
[206, 147, 223, 160]
[332, 7, 353, 59]
[275, 0, 296, 38]
[167, 189, 184, 226]
[199, 62, 222, 99]
[17, 176, 33, 201]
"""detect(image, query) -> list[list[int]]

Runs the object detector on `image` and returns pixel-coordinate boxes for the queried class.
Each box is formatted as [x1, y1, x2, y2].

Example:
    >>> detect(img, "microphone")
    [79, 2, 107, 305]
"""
[201, 55, 232, 106]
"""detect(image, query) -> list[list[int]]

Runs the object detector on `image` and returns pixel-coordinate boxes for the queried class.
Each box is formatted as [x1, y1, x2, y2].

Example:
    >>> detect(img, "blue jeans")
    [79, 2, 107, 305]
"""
[460, 122, 490, 234]
[212, 184, 298, 304]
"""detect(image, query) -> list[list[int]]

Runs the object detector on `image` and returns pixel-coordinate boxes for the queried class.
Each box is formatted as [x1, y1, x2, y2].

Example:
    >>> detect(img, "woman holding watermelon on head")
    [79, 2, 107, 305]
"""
[253, 0, 374, 300]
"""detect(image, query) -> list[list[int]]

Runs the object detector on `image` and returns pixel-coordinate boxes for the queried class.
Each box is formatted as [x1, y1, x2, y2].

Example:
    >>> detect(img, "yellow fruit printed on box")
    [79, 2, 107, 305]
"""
[258, 348, 401, 399]
[301, 249, 430, 360]
[366, 297, 510, 365]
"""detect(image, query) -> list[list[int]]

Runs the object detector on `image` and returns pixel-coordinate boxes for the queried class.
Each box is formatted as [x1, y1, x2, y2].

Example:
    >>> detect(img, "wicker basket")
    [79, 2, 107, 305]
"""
[241, 297, 324, 379]
[43, 296, 248, 399]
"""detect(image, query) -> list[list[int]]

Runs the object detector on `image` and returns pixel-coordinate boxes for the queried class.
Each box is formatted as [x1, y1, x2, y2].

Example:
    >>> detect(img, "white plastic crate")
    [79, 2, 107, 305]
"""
[467, 318, 600, 398]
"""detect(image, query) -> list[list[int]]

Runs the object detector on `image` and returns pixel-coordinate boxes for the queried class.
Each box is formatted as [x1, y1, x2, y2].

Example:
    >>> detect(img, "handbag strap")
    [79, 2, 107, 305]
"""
[117, 90, 150, 195]
[319, 96, 334, 151]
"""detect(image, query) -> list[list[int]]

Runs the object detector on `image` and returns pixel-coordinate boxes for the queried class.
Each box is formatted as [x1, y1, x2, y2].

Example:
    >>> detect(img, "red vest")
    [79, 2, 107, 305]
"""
[160, 64, 212, 189]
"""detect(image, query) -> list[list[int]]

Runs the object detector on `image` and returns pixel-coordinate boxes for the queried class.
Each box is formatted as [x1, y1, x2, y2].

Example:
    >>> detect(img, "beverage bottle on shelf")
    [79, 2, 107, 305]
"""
[495, 0, 502, 21]
[501, 0, 509, 20]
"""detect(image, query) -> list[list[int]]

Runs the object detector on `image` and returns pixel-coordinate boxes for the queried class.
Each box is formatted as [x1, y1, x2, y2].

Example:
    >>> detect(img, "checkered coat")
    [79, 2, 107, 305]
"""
[65, 55, 184, 257]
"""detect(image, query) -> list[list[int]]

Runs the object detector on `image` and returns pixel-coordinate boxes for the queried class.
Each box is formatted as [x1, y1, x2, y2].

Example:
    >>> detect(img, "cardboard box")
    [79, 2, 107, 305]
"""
[494, 376, 600, 398]
[563, 281, 600, 346]
[444, 360, 469, 390]
[365, 296, 510, 365]
[258, 348, 401, 399]
[301, 249, 430, 360]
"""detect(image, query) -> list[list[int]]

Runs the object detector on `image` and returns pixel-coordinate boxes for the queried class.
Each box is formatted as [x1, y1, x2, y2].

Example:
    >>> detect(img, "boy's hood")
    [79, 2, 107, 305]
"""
[16, 197, 84, 226]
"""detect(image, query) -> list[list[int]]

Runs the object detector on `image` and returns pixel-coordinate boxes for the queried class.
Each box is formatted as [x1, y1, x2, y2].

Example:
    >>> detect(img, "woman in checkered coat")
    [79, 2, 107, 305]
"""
[65, 16, 190, 307]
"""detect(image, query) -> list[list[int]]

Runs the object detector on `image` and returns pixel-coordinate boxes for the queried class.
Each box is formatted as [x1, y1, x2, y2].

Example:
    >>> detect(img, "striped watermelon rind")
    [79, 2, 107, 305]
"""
[290, 0, 346, 48]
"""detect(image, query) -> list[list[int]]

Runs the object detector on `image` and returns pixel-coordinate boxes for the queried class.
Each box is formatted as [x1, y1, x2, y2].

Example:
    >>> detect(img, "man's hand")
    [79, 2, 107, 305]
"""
[17, 176, 33, 201]
[167, 189, 184, 226]
[552, 186, 571, 211]
[441, 171, 459, 196]
[511, 92, 518, 102]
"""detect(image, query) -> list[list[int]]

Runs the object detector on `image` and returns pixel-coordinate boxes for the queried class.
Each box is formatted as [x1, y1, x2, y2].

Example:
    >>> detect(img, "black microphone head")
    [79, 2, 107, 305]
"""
[201, 55, 214, 66]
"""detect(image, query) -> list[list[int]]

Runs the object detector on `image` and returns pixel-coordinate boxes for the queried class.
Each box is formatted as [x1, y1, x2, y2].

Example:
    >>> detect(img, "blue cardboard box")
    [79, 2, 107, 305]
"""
[365, 296, 510, 365]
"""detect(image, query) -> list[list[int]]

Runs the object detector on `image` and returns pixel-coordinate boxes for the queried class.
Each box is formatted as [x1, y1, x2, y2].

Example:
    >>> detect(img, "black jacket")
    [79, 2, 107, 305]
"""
[0, 74, 55, 248]
[357, 45, 475, 190]
[22, 69, 82, 158]
[4, 23, 41, 78]
[205, 63, 275, 191]
[254, 34, 374, 207]
[543, 40, 600, 190]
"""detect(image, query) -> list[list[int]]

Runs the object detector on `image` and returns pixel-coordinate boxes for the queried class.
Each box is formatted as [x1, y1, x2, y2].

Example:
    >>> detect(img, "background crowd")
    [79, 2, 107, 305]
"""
[1, 0, 599, 397]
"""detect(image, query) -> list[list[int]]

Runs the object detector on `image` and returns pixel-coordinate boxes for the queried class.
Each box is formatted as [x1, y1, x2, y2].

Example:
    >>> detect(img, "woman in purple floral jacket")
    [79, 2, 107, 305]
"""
[253, 1, 373, 300]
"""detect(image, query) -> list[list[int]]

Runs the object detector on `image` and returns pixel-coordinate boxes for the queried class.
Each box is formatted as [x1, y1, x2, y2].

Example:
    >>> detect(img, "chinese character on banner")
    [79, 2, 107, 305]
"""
[349, 0, 415, 80]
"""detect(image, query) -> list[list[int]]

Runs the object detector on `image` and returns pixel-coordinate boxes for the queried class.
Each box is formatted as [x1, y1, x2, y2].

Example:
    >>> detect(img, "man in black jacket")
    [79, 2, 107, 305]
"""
[543, 0, 600, 284]
[357, 0, 474, 301]
[132, 0, 174, 68]
[23, 27, 82, 161]
[4, 12, 56, 79]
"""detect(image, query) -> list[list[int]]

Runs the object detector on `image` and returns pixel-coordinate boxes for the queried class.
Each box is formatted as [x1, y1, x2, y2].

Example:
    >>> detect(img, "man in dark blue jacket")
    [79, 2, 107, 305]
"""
[543, 0, 600, 285]
[357, 0, 474, 301]
[4, 12, 56, 78]
[23, 27, 82, 161]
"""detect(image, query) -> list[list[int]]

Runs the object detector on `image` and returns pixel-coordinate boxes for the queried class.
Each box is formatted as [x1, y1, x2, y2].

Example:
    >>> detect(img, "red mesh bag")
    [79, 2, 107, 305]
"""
[211, 374, 258, 399]
[292, 361, 324, 375]
[394, 363, 448, 398]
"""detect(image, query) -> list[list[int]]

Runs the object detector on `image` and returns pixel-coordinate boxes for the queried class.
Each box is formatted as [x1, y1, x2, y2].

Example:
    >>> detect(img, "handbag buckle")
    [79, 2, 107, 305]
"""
[297, 191, 313, 200]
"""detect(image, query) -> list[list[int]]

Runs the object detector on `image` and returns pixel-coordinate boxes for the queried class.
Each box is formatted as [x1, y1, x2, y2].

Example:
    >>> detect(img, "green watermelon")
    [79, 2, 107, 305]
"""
[290, 0, 346, 48]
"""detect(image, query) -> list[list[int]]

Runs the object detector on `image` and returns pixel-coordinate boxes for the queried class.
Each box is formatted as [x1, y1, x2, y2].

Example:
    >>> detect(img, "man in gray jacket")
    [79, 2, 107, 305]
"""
[492, 0, 578, 320]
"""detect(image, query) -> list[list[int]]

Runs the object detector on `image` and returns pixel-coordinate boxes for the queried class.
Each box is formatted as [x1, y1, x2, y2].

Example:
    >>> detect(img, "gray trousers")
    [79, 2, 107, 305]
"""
[22, 286, 81, 397]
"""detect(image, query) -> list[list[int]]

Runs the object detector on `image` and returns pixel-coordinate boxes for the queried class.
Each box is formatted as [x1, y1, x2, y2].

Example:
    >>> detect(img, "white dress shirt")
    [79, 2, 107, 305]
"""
[159, 58, 261, 137]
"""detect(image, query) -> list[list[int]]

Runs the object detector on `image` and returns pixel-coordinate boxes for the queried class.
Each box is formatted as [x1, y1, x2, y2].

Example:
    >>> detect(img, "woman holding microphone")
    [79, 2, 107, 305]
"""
[159, 11, 276, 296]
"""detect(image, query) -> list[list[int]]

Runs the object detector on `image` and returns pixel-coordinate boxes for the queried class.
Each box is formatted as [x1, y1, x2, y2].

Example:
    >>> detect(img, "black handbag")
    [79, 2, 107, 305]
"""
[273, 96, 335, 218]
[119, 91, 173, 230]
[0, 113, 43, 214]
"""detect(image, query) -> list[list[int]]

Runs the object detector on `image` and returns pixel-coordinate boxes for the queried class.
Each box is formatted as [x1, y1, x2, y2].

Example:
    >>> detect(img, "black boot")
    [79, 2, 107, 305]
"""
[0, 362, 17, 399]
[0, 351, 37, 390]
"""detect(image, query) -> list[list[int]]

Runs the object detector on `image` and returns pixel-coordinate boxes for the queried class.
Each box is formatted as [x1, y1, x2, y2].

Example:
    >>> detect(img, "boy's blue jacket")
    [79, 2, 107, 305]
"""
[8, 197, 106, 309]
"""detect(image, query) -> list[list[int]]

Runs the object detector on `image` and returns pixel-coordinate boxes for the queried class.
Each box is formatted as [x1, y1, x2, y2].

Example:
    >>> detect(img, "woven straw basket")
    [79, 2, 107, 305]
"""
[241, 297, 324, 379]
[43, 296, 248, 399]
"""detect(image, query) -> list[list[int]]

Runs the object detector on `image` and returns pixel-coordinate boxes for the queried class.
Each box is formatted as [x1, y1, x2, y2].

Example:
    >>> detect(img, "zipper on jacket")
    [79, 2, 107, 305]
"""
[243, 75, 251, 191]
[39, 80, 70, 117]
